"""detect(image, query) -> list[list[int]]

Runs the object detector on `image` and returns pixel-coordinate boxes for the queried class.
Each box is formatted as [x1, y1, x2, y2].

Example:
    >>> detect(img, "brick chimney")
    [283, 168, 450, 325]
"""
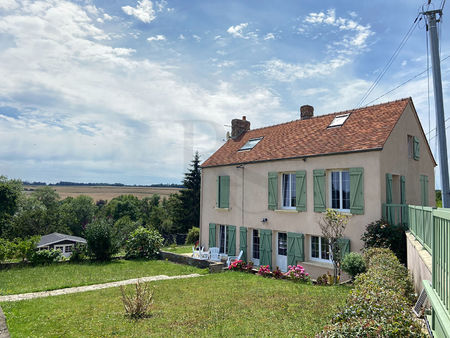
[300, 105, 314, 120]
[231, 116, 250, 138]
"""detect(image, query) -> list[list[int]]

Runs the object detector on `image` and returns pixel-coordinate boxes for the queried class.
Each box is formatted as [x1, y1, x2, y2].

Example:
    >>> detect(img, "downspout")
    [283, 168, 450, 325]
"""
[200, 169, 204, 248]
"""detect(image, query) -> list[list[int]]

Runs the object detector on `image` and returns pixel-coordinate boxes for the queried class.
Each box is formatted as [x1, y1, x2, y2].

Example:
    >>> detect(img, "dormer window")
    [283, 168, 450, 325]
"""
[239, 137, 263, 151]
[328, 113, 350, 128]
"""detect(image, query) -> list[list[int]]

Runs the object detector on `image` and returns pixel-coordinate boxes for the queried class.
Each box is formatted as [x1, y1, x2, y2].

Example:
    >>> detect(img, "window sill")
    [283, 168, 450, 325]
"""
[274, 209, 298, 213]
[215, 207, 230, 211]
[304, 260, 333, 268]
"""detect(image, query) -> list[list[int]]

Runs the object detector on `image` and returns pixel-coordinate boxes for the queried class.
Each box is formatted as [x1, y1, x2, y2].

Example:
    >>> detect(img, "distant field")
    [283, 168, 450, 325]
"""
[23, 185, 181, 202]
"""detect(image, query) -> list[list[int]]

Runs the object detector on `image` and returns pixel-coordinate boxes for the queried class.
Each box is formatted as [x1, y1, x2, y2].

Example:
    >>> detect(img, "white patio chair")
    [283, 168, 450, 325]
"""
[227, 250, 243, 267]
[199, 247, 210, 260]
[209, 247, 220, 262]
[192, 246, 200, 258]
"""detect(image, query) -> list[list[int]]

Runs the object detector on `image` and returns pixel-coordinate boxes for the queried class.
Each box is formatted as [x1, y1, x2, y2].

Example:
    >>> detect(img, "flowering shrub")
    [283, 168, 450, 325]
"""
[284, 264, 309, 282]
[272, 267, 284, 279]
[228, 259, 245, 271]
[257, 265, 272, 277]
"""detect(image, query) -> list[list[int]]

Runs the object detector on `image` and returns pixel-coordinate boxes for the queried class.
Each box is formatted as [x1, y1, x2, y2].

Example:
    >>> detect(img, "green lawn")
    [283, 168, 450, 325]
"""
[0, 260, 207, 295]
[1, 272, 350, 337]
[162, 245, 192, 254]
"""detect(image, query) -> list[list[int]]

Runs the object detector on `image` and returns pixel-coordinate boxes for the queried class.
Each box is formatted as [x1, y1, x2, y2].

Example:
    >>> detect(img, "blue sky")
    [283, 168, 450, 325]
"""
[0, 0, 449, 185]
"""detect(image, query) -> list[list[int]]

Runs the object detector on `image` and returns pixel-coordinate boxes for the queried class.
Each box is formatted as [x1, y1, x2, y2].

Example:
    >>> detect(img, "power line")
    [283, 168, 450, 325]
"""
[357, 14, 422, 107]
[427, 116, 450, 136]
[364, 54, 450, 106]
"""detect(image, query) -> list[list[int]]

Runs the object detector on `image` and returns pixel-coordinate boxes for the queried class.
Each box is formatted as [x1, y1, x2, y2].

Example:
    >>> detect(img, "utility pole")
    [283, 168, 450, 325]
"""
[423, 9, 450, 208]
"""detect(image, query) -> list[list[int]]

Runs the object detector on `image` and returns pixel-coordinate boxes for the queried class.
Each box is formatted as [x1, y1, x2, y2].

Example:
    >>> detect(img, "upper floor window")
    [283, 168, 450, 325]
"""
[407, 135, 414, 159]
[239, 137, 263, 151]
[282, 173, 296, 209]
[330, 171, 350, 211]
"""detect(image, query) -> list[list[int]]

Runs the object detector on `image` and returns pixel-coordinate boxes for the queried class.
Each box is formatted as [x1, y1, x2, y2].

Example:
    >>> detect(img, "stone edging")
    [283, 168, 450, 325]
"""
[0, 306, 10, 338]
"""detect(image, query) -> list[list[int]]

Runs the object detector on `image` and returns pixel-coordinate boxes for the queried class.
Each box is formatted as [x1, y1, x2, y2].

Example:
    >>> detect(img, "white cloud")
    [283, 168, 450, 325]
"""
[122, 0, 155, 23]
[192, 34, 201, 42]
[103, 13, 112, 21]
[147, 34, 166, 41]
[227, 23, 257, 39]
[0, 0, 18, 10]
[264, 33, 275, 40]
[178, 34, 185, 40]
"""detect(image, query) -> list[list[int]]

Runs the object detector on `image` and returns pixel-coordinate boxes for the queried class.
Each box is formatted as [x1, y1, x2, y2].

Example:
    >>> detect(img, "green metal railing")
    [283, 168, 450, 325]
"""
[381, 203, 408, 227]
[408, 205, 433, 254]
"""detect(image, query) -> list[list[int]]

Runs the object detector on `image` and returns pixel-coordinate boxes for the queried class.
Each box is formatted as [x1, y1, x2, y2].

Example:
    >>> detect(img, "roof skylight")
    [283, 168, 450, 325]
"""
[328, 113, 350, 128]
[239, 137, 263, 151]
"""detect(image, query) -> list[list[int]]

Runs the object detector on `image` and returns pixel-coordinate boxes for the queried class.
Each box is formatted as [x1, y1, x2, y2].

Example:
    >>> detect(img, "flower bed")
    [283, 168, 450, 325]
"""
[228, 261, 310, 283]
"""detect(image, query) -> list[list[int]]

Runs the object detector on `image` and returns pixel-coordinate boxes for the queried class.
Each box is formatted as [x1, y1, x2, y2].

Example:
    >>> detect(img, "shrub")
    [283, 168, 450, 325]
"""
[257, 265, 271, 277]
[11, 236, 40, 262]
[85, 219, 116, 261]
[120, 281, 153, 319]
[69, 244, 88, 262]
[272, 267, 284, 279]
[124, 226, 163, 260]
[361, 219, 406, 263]
[30, 249, 62, 265]
[228, 259, 246, 271]
[321, 248, 423, 337]
[185, 226, 199, 245]
[316, 272, 336, 286]
[284, 264, 310, 283]
[341, 252, 366, 279]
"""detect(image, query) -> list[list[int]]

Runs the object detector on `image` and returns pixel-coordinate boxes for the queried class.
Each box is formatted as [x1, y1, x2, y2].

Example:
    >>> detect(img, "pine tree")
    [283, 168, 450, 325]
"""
[178, 152, 201, 233]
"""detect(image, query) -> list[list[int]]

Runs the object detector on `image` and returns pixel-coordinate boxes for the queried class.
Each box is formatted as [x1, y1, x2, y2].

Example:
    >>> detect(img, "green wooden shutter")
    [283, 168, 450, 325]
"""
[413, 136, 420, 160]
[386, 173, 393, 204]
[287, 232, 305, 266]
[268, 172, 278, 210]
[337, 238, 350, 259]
[239, 227, 247, 262]
[227, 225, 236, 256]
[400, 176, 406, 204]
[218, 176, 230, 208]
[216, 177, 219, 207]
[259, 229, 272, 268]
[313, 169, 326, 212]
[421, 175, 429, 206]
[209, 223, 216, 247]
[349, 167, 364, 215]
[295, 170, 307, 212]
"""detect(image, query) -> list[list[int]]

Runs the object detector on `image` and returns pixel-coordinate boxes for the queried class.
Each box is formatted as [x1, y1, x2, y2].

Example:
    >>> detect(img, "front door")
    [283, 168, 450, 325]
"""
[276, 232, 287, 272]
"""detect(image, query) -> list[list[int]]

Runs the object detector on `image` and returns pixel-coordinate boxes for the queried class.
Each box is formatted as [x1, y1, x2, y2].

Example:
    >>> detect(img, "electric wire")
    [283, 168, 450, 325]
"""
[363, 55, 450, 106]
[356, 14, 422, 108]
[427, 21, 431, 142]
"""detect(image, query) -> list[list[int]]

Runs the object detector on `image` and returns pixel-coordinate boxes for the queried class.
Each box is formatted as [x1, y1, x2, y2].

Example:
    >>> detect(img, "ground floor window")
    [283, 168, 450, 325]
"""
[311, 236, 331, 262]
[278, 232, 287, 256]
[252, 229, 260, 262]
[55, 245, 64, 252]
[219, 225, 227, 254]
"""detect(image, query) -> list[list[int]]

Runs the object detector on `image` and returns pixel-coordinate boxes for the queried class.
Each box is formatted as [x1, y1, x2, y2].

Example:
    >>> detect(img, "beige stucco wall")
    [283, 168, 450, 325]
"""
[200, 150, 382, 272]
[379, 101, 436, 206]
[406, 231, 432, 294]
[200, 102, 436, 276]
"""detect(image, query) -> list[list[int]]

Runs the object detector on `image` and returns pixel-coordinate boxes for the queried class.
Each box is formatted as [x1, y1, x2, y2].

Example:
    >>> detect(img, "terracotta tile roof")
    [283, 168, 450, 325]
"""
[202, 98, 411, 168]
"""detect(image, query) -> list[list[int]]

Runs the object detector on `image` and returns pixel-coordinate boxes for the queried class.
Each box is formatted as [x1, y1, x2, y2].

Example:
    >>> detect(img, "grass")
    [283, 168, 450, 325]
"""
[162, 245, 192, 254]
[1, 272, 350, 337]
[0, 260, 207, 295]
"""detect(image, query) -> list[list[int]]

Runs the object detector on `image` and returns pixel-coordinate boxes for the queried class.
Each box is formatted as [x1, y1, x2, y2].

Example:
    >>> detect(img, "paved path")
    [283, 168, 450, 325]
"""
[0, 273, 203, 302]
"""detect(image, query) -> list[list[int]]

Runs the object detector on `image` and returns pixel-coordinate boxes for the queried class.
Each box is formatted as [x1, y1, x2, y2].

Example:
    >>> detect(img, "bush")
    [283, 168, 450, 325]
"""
[284, 264, 310, 283]
[341, 252, 366, 279]
[257, 265, 271, 277]
[69, 244, 88, 262]
[30, 249, 62, 265]
[120, 281, 153, 319]
[85, 219, 116, 261]
[185, 226, 199, 245]
[124, 227, 163, 260]
[321, 248, 423, 337]
[361, 219, 406, 263]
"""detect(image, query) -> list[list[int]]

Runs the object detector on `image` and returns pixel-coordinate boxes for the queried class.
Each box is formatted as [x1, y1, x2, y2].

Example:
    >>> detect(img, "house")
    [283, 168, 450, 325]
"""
[199, 97, 436, 278]
[37, 233, 87, 258]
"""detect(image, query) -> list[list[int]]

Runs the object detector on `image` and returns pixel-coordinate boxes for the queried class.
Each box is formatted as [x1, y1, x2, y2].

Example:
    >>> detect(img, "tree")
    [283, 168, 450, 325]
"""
[59, 195, 96, 236]
[103, 195, 141, 222]
[319, 209, 350, 284]
[85, 219, 116, 261]
[0, 176, 23, 237]
[177, 152, 201, 233]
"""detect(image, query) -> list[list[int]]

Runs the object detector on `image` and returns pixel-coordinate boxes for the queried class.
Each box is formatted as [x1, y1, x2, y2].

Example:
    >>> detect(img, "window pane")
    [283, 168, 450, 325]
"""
[290, 174, 296, 207]
[283, 174, 289, 207]
[278, 233, 287, 256]
[311, 236, 319, 258]
[321, 237, 330, 260]
[342, 171, 350, 209]
[252, 229, 260, 259]
[331, 172, 340, 209]
[219, 225, 226, 254]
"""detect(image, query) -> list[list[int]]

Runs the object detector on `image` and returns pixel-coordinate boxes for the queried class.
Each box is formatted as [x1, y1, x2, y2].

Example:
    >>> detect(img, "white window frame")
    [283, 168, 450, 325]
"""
[251, 229, 260, 266]
[54, 245, 64, 252]
[310, 236, 332, 263]
[281, 173, 296, 209]
[329, 170, 350, 212]
[219, 225, 227, 254]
